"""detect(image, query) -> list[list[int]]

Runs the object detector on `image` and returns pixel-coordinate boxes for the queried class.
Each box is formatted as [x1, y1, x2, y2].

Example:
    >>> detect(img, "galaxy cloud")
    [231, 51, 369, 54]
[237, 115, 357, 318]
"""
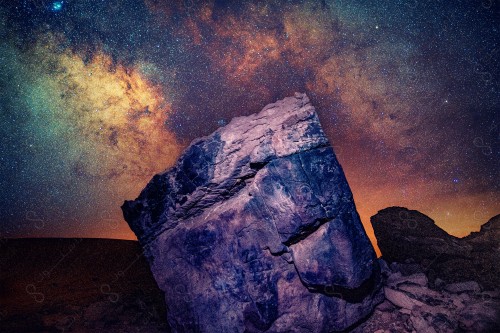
[1, 0, 498, 251]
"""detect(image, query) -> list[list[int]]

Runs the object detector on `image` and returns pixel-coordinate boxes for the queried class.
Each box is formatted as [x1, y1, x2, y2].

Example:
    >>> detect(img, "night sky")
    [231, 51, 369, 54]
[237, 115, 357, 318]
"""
[1, 0, 498, 250]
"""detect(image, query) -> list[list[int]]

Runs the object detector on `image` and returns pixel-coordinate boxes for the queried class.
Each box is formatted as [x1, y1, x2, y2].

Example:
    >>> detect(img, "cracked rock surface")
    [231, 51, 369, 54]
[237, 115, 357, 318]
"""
[122, 93, 383, 332]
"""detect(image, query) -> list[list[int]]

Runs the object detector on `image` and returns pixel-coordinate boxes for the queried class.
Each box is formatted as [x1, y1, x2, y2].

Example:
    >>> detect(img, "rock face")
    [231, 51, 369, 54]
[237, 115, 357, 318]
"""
[122, 93, 383, 332]
[371, 207, 500, 290]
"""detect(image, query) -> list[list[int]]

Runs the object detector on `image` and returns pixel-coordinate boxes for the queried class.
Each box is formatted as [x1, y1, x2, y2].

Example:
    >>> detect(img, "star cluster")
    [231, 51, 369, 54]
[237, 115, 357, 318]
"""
[0, 0, 498, 250]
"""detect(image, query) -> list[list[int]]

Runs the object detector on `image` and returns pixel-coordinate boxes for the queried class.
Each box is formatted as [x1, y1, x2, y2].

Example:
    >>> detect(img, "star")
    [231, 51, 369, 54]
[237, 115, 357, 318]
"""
[51, 1, 63, 12]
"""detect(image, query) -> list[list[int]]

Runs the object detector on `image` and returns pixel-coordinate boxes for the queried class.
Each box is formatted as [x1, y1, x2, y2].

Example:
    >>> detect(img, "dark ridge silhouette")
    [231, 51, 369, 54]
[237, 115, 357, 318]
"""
[371, 207, 500, 290]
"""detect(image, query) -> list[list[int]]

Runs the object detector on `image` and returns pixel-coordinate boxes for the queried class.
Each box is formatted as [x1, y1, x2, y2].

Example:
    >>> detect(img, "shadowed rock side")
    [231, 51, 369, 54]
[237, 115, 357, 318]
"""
[122, 93, 383, 332]
[371, 207, 500, 290]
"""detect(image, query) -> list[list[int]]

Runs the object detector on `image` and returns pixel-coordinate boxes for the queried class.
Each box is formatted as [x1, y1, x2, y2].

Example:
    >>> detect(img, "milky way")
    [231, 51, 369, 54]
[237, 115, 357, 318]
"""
[1, 0, 498, 251]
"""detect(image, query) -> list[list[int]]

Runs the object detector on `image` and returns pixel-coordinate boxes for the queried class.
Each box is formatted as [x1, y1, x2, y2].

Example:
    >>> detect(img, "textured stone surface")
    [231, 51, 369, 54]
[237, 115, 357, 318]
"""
[371, 207, 500, 289]
[122, 93, 383, 332]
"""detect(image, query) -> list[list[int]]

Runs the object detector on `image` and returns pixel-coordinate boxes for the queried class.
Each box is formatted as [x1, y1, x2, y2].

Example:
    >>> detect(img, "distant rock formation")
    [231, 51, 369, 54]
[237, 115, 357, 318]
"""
[463, 214, 500, 246]
[122, 93, 383, 332]
[371, 207, 500, 290]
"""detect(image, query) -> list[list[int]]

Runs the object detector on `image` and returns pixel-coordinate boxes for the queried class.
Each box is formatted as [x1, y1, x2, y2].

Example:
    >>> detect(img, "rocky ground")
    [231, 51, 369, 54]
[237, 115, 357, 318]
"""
[353, 259, 500, 333]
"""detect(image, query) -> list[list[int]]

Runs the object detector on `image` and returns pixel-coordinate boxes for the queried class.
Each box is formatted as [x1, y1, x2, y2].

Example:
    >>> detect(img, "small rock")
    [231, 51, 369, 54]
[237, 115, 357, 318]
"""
[452, 297, 464, 310]
[388, 272, 428, 287]
[410, 315, 437, 333]
[397, 283, 441, 299]
[387, 271, 402, 282]
[380, 311, 392, 322]
[419, 304, 453, 318]
[376, 299, 396, 312]
[428, 312, 455, 333]
[445, 281, 481, 294]
[384, 287, 425, 310]
[459, 293, 471, 302]
[459, 302, 500, 332]
[399, 308, 412, 315]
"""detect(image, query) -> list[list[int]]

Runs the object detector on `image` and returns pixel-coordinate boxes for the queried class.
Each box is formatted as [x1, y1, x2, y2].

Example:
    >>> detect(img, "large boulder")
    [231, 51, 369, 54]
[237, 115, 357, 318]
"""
[122, 93, 383, 332]
[371, 207, 500, 289]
